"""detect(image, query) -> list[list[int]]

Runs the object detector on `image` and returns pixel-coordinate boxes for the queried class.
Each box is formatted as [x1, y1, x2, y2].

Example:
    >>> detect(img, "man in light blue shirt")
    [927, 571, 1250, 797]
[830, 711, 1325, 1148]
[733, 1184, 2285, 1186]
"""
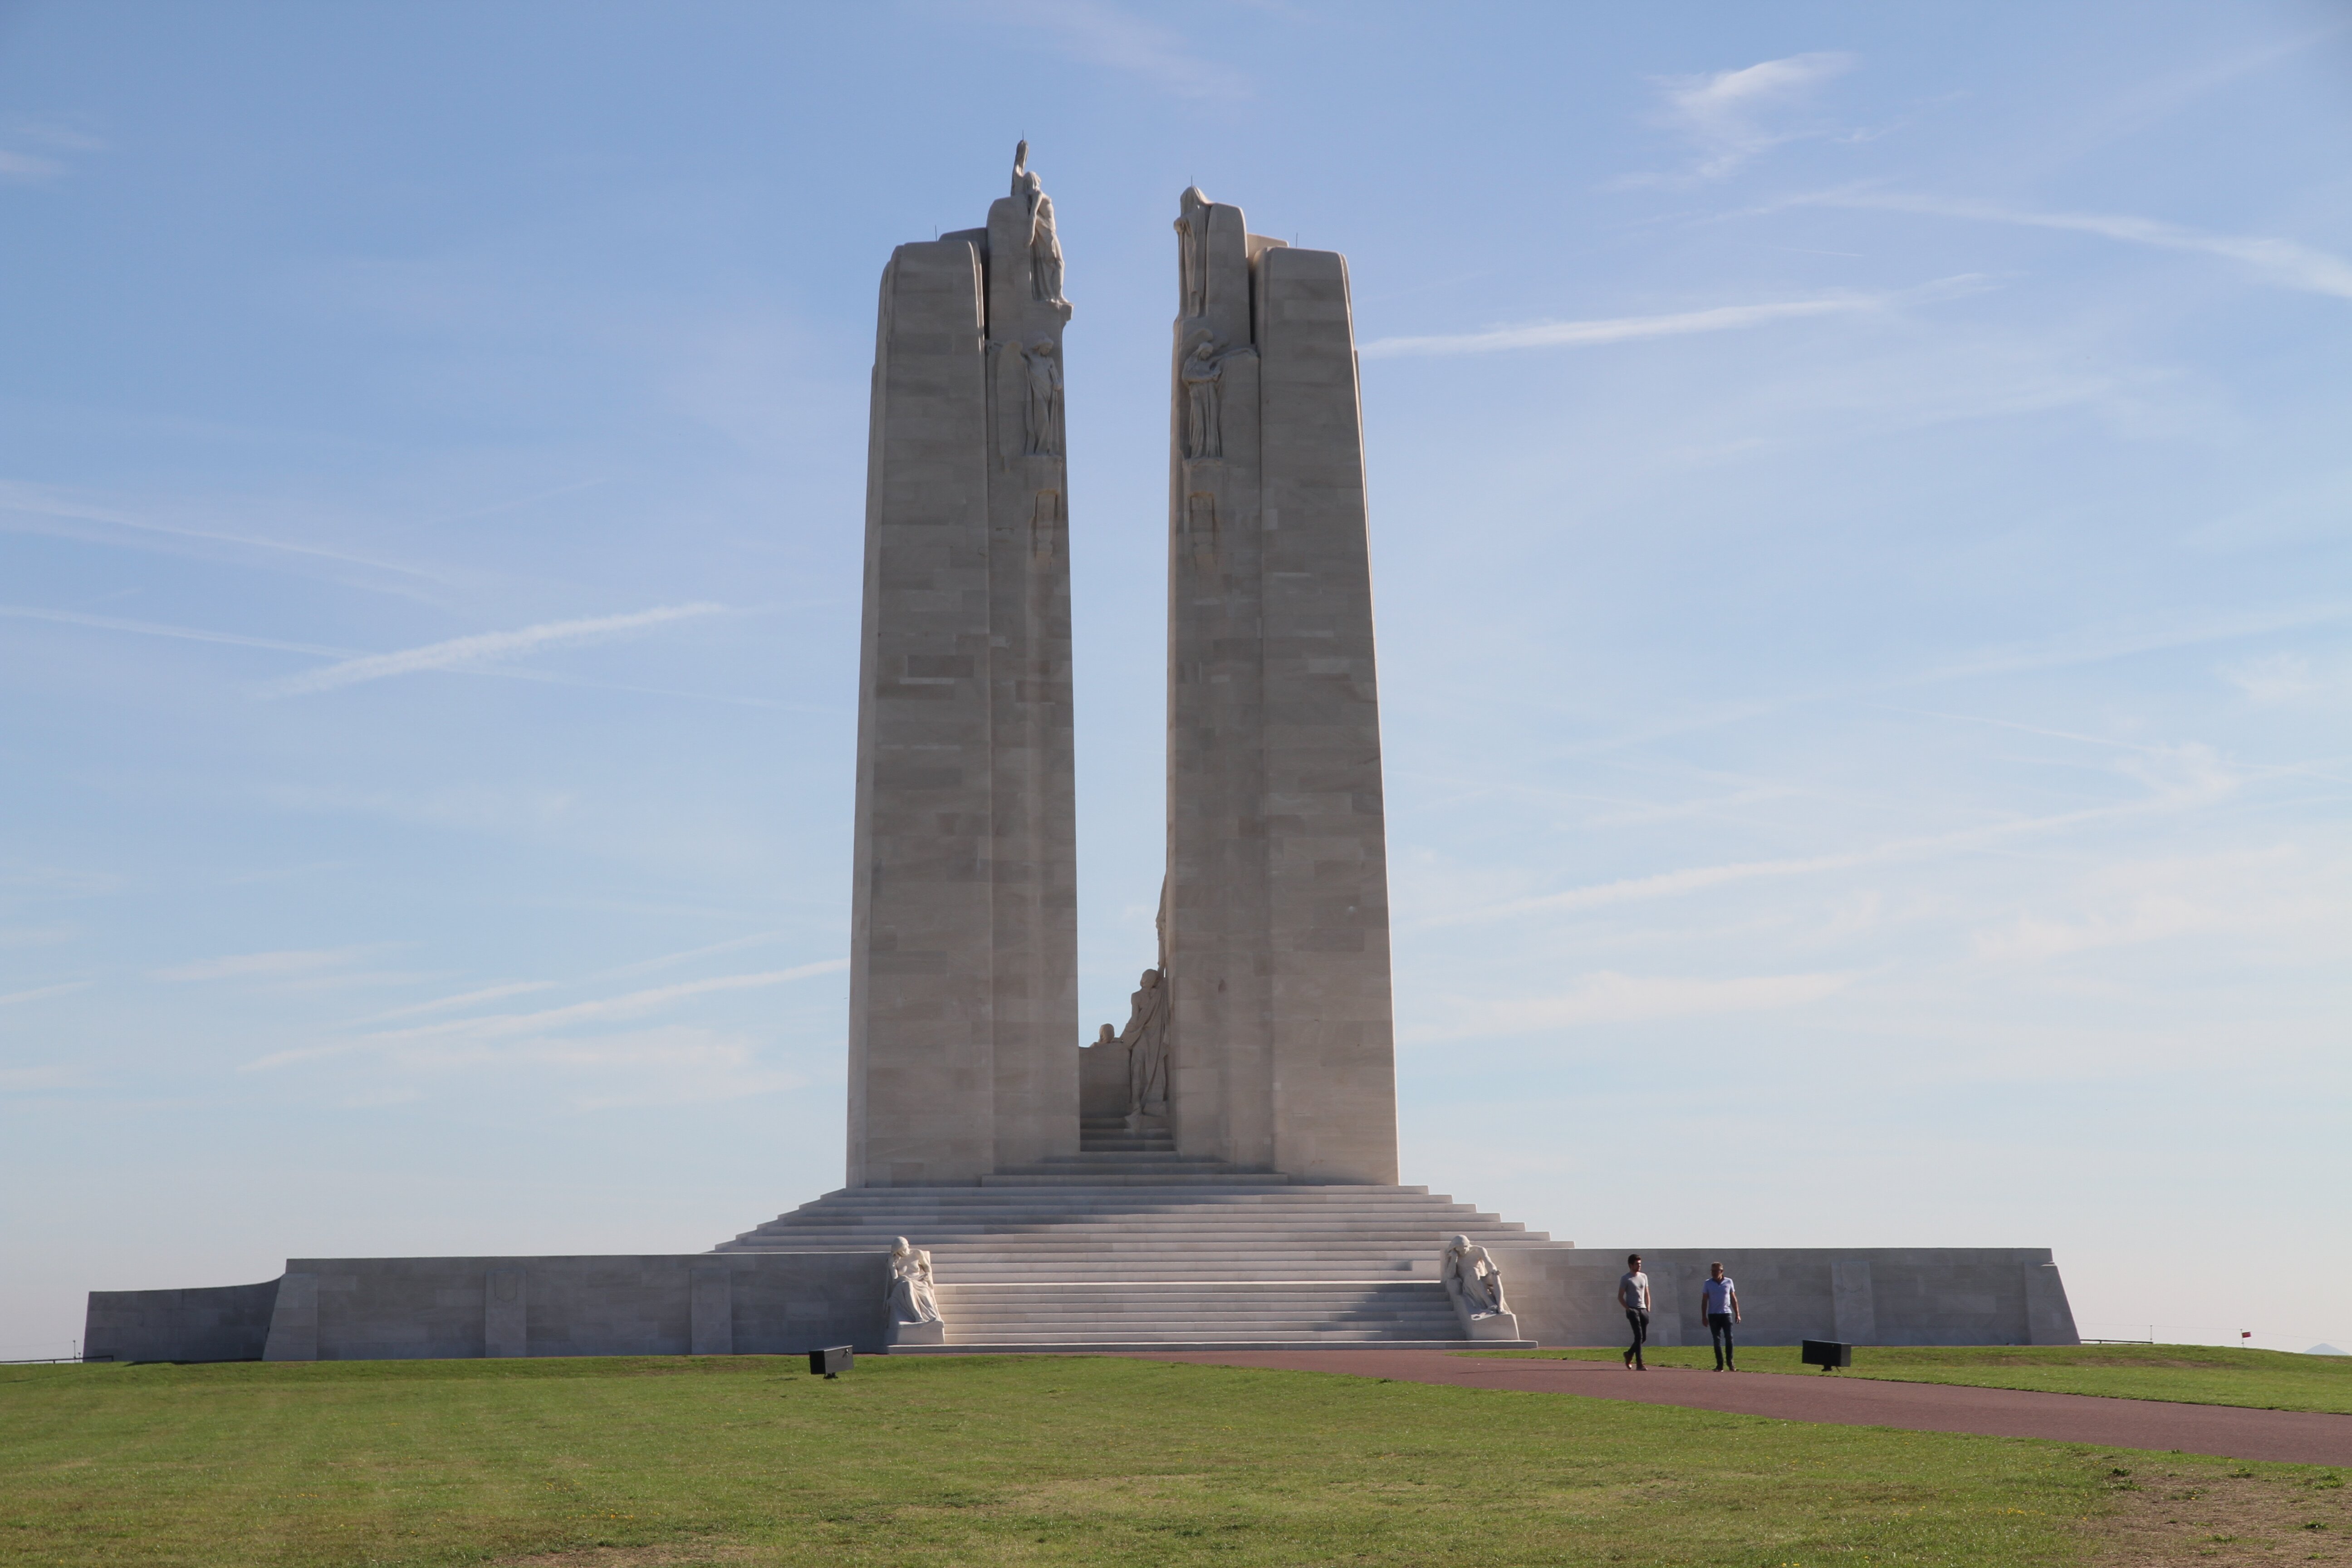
[1700, 1261, 1741, 1371]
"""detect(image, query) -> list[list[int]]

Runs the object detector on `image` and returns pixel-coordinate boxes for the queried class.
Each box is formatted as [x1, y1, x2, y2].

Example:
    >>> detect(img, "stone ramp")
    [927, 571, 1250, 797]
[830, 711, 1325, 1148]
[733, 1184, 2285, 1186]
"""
[714, 1162, 1548, 1349]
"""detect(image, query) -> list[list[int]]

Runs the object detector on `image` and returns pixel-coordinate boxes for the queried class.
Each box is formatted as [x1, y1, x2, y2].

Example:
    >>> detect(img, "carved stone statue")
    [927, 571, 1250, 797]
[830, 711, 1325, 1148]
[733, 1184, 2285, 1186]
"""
[887, 1236, 941, 1325]
[1013, 143, 1066, 308]
[1180, 332, 1254, 461]
[1440, 1234, 1509, 1320]
[1175, 186, 1211, 319]
[1116, 966, 1170, 1127]
[1022, 339, 1062, 457]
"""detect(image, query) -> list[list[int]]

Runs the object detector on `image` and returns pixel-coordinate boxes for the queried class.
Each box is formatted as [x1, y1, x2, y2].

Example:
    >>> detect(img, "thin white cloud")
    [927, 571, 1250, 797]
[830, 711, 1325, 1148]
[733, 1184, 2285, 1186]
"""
[263, 603, 727, 697]
[240, 959, 849, 1070]
[1411, 970, 1856, 1042]
[1367, 295, 1872, 360]
[152, 946, 382, 982]
[0, 605, 353, 659]
[603, 930, 789, 978]
[371, 961, 848, 1041]
[2223, 652, 2347, 706]
[990, 0, 1247, 100]
[1646, 51, 1859, 180]
[1423, 749, 2241, 930]
[1803, 190, 2352, 301]
[0, 981, 89, 1007]
[0, 150, 64, 182]
[345, 981, 559, 1026]
[1363, 275, 1986, 359]
[0, 481, 446, 585]
[0, 1064, 83, 1093]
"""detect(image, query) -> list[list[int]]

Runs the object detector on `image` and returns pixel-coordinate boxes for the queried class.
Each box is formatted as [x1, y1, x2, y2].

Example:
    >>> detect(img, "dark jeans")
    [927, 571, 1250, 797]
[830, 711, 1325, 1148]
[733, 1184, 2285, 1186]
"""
[1625, 1308, 1649, 1367]
[1709, 1311, 1736, 1368]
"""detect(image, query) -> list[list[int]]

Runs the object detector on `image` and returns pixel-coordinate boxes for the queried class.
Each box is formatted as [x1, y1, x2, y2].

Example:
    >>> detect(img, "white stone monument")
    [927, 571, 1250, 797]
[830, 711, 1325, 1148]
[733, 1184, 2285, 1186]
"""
[843, 145, 1080, 1187]
[1156, 188, 1401, 1186]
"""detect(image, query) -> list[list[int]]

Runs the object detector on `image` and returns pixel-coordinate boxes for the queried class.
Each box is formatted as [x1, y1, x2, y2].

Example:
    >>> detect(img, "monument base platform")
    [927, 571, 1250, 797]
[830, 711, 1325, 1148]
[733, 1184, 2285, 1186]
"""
[84, 1167, 2078, 1361]
[891, 1338, 1539, 1354]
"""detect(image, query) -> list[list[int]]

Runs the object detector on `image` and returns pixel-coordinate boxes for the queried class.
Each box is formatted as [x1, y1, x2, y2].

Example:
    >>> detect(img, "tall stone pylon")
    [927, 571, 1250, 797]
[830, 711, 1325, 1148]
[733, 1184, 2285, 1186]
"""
[845, 145, 1078, 1187]
[1161, 188, 1401, 1184]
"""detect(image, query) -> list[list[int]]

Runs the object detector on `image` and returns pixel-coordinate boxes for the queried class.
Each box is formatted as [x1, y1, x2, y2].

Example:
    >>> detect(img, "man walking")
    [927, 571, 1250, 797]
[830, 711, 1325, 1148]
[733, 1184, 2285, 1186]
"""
[1700, 1261, 1741, 1371]
[1617, 1253, 1651, 1370]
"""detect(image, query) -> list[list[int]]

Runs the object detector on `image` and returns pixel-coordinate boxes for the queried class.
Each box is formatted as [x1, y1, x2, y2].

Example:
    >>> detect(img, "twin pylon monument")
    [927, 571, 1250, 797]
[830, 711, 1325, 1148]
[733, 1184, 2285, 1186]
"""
[847, 144, 1397, 1191]
[83, 151, 2079, 1363]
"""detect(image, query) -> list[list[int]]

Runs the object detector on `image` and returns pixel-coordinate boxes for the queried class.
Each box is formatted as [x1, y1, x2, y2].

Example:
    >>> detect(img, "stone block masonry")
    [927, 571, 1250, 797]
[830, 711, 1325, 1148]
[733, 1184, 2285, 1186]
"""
[1493, 1247, 2080, 1348]
[1163, 190, 1398, 1185]
[846, 146, 1078, 1187]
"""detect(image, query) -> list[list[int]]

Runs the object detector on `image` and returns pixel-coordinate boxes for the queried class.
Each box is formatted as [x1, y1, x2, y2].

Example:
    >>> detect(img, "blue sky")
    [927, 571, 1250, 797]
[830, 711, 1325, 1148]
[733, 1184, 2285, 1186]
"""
[3, 1, 2347, 1359]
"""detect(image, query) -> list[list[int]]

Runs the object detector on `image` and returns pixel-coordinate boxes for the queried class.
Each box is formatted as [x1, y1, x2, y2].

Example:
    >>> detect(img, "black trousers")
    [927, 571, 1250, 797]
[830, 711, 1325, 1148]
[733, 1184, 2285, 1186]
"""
[1708, 1311, 1736, 1368]
[1624, 1308, 1649, 1367]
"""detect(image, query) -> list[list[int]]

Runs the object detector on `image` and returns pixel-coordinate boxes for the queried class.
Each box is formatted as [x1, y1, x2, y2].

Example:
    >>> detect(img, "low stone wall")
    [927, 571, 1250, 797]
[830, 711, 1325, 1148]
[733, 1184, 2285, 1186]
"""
[263, 1252, 891, 1362]
[83, 1278, 283, 1363]
[87, 1252, 891, 1363]
[1492, 1247, 2078, 1348]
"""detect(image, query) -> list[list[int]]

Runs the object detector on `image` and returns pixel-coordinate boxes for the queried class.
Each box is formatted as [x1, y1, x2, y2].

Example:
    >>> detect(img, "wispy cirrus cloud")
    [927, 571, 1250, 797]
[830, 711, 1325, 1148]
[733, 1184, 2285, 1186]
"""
[0, 981, 89, 1008]
[1422, 745, 2242, 930]
[1408, 970, 1857, 1043]
[1362, 276, 1982, 359]
[0, 119, 103, 184]
[0, 481, 447, 588]
[1, 605, 354, 659]
[1798, 190, 2352, 301]
[344, 980, 559, 1027]
[151, 946, 386, 982]
[240, 959, 848, 1071]
[264, 603, 727, 697]
[988, 0, 1247, 100]
[1630, 51, 1859, 183]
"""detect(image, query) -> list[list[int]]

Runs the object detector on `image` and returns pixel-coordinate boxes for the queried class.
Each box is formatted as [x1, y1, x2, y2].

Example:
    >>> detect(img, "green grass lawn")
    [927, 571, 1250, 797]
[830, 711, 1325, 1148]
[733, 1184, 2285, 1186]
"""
[2, 1354, 2342, 1567]
[1472, 1343, 2352, 1415]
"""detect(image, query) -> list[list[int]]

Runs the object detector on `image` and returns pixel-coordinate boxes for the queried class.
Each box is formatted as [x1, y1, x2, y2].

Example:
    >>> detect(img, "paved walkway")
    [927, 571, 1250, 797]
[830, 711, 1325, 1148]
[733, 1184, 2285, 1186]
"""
[1124, 1350, 2352, 1466]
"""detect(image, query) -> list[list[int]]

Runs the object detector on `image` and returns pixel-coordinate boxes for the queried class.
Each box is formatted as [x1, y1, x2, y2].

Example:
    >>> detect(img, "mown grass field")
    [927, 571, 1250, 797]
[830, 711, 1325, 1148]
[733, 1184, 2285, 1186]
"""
[3, 1353, 2346, 1567]
[1476, 1343, 2352, 1415]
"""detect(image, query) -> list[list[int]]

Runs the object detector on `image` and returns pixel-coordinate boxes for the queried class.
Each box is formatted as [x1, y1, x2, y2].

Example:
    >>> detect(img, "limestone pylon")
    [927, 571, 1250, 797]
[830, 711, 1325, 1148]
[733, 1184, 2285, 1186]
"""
[844, 146, 1078, 1187]
[1159, 188, 1401, 1185]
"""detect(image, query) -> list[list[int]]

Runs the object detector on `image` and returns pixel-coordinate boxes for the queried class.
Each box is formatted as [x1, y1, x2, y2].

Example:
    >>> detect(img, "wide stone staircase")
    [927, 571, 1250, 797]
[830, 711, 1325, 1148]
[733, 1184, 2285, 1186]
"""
[714, 1149, 1554, 1351]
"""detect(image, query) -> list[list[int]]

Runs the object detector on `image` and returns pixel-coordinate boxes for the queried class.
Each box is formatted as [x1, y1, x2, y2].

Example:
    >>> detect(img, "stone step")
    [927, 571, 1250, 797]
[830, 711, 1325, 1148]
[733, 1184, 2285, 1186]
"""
[980, 1172, 1301, 1186]
[899, 1340, 1538, 1354]
[718, 1176, 1558, 1350]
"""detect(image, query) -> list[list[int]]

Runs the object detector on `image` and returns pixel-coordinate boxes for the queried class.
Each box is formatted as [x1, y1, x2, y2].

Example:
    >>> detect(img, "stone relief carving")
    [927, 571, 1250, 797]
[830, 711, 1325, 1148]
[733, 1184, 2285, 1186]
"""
[1022, 339, 1062, 457]
[1175, 185, 1211, 320]
[1183, 491, 1218, 564]
[1116, 966, 1170, 1128]
[1029, 488, 1061, 555]
[1440, 1234, 1509, 1320]
[1012, 141, 1066, 309]
[1180, 330, 1254, 461]
[887, 1236, 942, 1325]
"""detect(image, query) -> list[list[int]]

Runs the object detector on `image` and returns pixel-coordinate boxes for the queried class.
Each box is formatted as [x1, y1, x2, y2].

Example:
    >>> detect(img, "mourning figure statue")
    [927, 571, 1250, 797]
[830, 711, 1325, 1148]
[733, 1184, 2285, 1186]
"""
[1174, 185, 1211, 320]
[1117, 966, 1170, 1128]
[887, 1236, 941, 1326]
[1022, 339, 1062, 457]
[1180, 332, 1254, 461]
[1012, 142, 1066, 308]
[1440, 1234, 1508, 1320]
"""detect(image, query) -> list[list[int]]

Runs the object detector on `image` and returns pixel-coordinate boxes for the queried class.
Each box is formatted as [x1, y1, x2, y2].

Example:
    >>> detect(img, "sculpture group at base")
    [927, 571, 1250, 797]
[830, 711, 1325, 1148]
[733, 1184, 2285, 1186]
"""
[885, 1235, 945, 1347]
[1440, 1234, 1522, 1342]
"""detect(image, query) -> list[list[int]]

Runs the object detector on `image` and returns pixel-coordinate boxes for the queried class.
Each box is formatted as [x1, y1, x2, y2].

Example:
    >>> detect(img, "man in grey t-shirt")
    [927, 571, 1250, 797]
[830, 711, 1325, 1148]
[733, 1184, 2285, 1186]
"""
[1617, 1253, 1651, 1370]
[1700, 1261, 1740, 1371]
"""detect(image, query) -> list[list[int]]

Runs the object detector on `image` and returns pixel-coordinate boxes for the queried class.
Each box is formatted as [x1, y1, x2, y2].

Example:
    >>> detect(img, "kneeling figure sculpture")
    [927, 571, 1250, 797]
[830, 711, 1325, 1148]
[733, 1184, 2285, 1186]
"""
[1440, 1234, 1522, 1342]
[886, 1236, 946, 1348]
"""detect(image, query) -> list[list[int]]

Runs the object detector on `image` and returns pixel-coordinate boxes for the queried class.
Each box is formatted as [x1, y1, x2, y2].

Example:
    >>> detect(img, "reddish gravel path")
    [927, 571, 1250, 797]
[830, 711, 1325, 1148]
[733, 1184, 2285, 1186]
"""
[1121, 1349, 2352, 1466]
